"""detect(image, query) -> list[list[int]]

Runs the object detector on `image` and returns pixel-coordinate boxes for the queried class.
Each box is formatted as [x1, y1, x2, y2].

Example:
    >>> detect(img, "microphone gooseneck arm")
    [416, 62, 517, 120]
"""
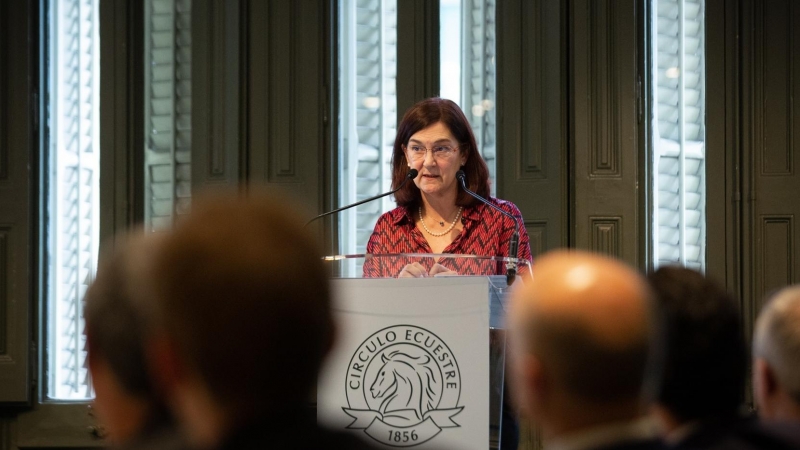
[304, 169, 419, 228]
[456, 170, 520, 286]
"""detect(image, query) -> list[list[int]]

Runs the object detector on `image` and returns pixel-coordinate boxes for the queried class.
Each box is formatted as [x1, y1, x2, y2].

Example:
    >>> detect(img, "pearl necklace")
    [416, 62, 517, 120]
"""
[419, 206, 463, 237]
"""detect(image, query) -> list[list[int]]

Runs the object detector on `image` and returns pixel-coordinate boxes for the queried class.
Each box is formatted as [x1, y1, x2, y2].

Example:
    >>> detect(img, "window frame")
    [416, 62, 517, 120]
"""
[43, 0, 102, 402]
[0, 0, 144, 446]
[643, 0, 728, 277]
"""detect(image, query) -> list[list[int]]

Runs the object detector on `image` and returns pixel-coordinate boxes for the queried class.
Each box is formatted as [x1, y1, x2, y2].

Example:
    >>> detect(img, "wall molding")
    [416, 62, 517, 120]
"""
[208, 0, 227, 178]
[0, 1, 6, 182]
[518, 0, 546, 180]
[0, 227, 7, 356]
[758, 0, 795, 176]
[192, 0, 242, 188]
[588, 0, 621, 178]
[524, 220, 547, 257]
[590, 216, 622, 258]
[266, 0, 300, 182]
[759, 215, 795, 297]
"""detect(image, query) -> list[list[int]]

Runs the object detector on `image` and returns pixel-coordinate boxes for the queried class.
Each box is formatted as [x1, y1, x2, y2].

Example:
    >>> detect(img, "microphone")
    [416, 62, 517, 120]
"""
[304, 168, 419, 228]
[456, 170, 520, 286]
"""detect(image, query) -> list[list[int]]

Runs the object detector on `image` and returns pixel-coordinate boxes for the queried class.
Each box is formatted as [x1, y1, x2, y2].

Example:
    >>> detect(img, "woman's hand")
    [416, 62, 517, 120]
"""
[398, 262, 429, 278]
[429, 263, 458, 277]
[398, 262, 459, 277]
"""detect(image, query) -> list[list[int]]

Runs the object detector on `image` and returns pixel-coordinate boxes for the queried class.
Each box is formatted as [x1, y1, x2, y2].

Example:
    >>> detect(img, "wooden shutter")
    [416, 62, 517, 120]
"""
[0, 0, 34, 404]
[745, 0, 800, 319]
[496, 0, 565, 261]
[572, 0, 641, 265]
[145, 0, 192, 231]
[461, 0, 497, 194]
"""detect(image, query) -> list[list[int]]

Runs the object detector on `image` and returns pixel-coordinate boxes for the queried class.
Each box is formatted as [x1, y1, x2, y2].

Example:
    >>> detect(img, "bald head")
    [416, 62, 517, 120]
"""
[754, 286, 800, 417]
[509, 251, 654, 413]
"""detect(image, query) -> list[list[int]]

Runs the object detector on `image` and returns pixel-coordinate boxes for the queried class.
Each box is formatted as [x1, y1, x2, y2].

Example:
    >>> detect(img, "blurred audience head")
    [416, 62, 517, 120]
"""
[85, 232, 170, 444]
[508, 250, 656, 440]
[142, 190, 335, 447]
[647, 266, 746, 432]
[753, 286, 800, 423]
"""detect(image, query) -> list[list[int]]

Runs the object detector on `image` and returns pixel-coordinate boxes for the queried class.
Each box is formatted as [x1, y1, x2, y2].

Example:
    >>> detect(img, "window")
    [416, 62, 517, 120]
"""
[43, 0, 192, 401]
[439, 0, 462, 102]
[144, 0, 193, 231]
[651, 0, 706, 270]
[337, 1, 497, 266]
[440, 0, 496, 196]
[338, 0, 398, 269]
[45, 0, 101, 401]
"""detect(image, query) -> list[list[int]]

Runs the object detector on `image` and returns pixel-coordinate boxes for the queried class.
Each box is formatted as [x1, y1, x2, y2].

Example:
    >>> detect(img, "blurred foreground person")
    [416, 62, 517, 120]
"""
[648, 267, 800, 449]
[85, 234, 184, 449]
[508, 250, 662, 450]
[141, 191, 377, 450]
[754, 286, 800, 424]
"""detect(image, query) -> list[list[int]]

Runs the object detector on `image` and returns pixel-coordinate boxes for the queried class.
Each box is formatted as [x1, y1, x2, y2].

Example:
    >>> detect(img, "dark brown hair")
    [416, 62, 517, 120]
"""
[85, 236, 155, 398]
[392, 98, 490, 206]
[149, 190, 334, 416]
[647, 266, 745, 421]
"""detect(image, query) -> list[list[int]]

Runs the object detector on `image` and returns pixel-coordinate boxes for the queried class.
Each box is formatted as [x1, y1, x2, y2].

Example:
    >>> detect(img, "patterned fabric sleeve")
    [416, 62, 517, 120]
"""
[363, 213, 391, 278]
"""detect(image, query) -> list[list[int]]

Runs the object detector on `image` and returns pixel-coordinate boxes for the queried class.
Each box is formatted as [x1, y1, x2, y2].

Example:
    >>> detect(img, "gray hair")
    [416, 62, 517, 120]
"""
[754, 286, 800, 401]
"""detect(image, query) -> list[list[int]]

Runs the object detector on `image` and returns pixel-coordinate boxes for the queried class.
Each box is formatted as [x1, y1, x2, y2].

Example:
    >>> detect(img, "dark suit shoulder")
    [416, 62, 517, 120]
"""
[677, 418, 800, 450]
[309, 428, 382, 450]
[594, 437, 665, 450]
[762, 421, 800, 449]
[218, 423, 382, 450]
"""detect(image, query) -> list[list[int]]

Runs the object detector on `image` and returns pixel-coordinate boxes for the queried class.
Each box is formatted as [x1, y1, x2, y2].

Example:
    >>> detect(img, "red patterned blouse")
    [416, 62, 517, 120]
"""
[363, 197, 533, 278]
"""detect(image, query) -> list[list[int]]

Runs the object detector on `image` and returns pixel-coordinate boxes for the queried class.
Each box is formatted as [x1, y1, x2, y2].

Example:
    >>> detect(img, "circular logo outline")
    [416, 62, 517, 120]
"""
[342, 324, 464, 448]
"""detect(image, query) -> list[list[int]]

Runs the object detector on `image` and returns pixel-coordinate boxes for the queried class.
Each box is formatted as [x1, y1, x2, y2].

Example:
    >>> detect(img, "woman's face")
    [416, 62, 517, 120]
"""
[405, 122, 468, 201]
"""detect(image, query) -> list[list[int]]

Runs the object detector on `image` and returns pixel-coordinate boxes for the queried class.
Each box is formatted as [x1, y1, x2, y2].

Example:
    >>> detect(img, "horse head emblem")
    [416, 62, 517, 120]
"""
[369, 350, 442, 418]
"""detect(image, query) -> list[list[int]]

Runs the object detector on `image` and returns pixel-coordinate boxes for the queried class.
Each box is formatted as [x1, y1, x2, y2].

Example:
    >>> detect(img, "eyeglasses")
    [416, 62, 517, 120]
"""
[404, 144, 459, 161]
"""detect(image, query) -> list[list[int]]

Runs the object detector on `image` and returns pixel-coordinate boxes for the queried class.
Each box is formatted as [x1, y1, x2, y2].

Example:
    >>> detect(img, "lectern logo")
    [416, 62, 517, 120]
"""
[343, 325, 463, 447]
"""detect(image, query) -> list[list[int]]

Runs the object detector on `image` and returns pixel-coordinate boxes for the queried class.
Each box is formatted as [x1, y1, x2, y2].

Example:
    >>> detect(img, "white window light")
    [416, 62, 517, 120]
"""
[338, 0, 398, 274]
[442, 0, 497, 196]
[46, 0, 100, 400]
[651, 0, 707, 271]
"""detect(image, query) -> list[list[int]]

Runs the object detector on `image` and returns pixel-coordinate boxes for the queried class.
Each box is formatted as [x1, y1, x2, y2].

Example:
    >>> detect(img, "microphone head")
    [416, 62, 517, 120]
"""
[506, 269, 516, 286]
[456, 170, 466, 184]
[407, 168, 419, 179]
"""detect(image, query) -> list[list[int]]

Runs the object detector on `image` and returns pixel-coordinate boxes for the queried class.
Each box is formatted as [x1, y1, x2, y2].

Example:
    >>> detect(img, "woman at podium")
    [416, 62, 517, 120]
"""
[363, 97, 532, 279]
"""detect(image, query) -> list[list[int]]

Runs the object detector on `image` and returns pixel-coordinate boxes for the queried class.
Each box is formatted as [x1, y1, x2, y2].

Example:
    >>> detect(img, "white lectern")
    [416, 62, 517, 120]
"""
[317, 254, 531, 450]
